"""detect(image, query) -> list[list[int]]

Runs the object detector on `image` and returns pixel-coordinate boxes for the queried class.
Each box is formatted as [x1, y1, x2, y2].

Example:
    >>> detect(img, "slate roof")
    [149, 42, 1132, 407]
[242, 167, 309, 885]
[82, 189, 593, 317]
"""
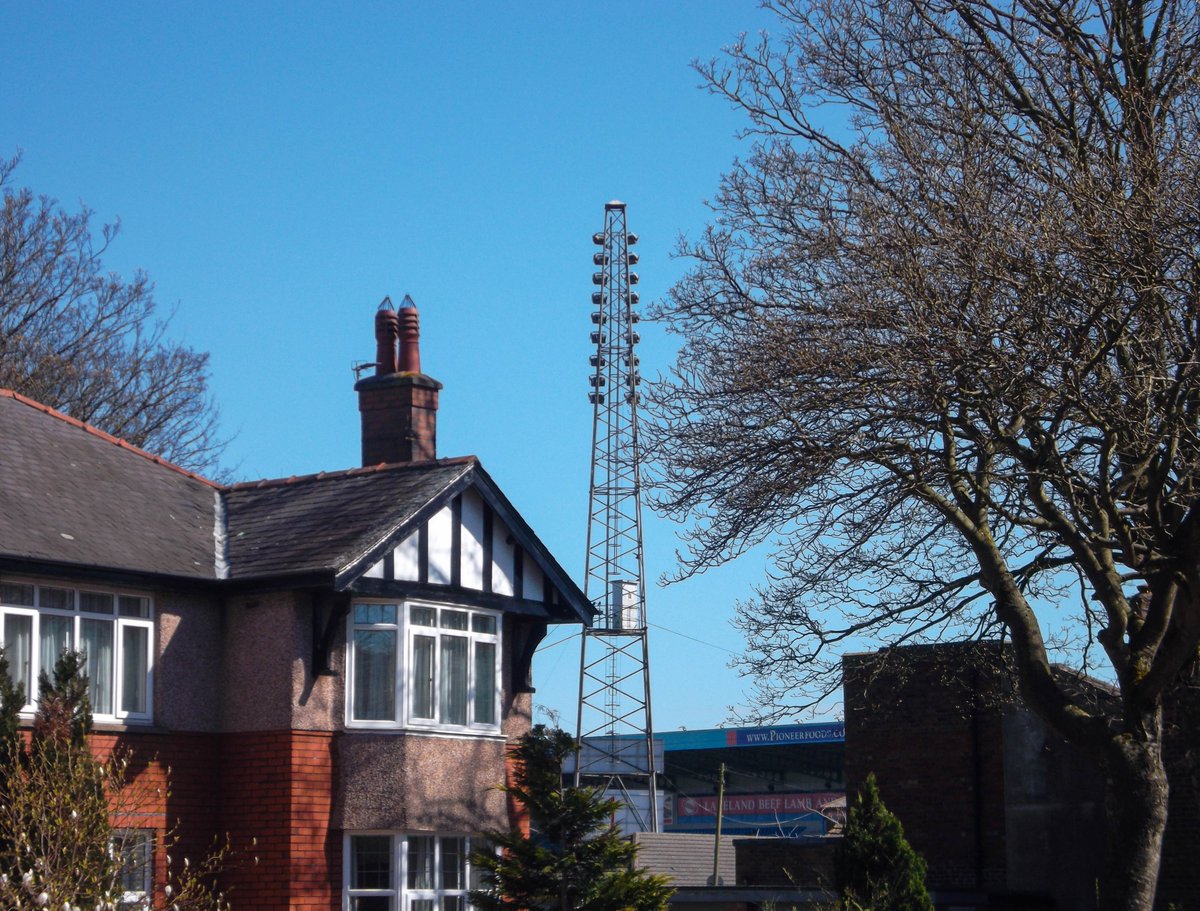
[0, 390, 589, 620]
[632, 833, 738, 887]
[0, 391, 219, 580]
[223, 459, 474, 581]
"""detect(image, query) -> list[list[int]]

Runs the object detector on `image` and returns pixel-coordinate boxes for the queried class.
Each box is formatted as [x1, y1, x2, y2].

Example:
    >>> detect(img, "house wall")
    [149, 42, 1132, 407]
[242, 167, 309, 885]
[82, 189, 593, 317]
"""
[156, 586, 531, 910]
[336, 732, 510, 832]
[155, 589, 224, 731]
[32, 579, 541, 911]
[222, 591, 298, 732]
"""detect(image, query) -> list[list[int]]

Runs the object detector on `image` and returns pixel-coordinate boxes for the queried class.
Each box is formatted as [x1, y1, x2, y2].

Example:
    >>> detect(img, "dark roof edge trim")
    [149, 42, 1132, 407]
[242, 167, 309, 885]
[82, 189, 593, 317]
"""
[468, 463, 592, 624]
[348, 578, 573, 619]
[333, 463, 477, 588]
[0, 557, 224, 593]
[331, 462, 592, 625]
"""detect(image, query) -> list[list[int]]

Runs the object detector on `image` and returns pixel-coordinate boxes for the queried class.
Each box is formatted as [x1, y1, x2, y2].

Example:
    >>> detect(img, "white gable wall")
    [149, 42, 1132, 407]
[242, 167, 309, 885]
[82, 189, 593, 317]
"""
[361, 487, 557, 606]
[394, 532, 420, 581]
[461, 488, 486, 590]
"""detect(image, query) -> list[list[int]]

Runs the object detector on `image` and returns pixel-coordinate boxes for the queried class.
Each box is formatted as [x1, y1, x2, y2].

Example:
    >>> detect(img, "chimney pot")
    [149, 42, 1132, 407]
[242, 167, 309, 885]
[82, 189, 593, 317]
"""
[374, 302, 399, 376]
[397, 296, 422, 374]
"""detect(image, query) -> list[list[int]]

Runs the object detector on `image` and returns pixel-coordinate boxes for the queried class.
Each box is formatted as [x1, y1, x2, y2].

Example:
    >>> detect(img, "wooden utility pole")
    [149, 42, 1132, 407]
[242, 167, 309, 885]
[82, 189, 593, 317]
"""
[711, 762, 726, 886]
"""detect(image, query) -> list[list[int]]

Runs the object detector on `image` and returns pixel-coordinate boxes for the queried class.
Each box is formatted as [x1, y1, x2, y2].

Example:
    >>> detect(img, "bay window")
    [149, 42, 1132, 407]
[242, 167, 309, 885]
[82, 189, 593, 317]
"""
[345, 833, 478, 911]
[0, 581, 153, 722]
[348, 602, 500, 731]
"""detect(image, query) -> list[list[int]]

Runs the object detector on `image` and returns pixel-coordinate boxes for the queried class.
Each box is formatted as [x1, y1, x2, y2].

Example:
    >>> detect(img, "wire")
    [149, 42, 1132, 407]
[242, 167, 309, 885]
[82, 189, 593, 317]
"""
[649, 621, 739, 656]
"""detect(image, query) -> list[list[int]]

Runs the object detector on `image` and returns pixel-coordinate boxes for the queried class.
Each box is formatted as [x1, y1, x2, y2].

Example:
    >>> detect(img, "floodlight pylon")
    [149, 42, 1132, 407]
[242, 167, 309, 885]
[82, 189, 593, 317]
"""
[574, 201, 657, 831]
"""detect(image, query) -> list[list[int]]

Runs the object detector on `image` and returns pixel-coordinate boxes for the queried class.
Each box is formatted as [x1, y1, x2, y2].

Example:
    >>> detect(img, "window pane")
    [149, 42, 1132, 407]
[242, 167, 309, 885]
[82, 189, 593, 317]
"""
[411, 636, 435, 719]
[473, 642, 496, 726]
[440, 898, 463, 911]
[352, 898, 392, 911]
[40, 615, 73, 679]
[4, 614, 31, 698]
[113, 829, 152, 898]
[118, 596, 150, 618]
[410, 900, 435, 911]
[80, 619, 114, 715]
[355, 604, 397, 625]
[121, 625, 149, 714]
[440, 838, 465, 890]
[411, 607, 436, 627]
[441, 637, 468, 726]
[39, 587, 72, 610]
[471, 615, 496, 635]
[440, 610, 468, 631]
[80, 592, 114, 614]
[0, 583, 33, 606]
[407, 836, 435, 890]
[353, 630, 396, 721]
[351, 835, 392, 889]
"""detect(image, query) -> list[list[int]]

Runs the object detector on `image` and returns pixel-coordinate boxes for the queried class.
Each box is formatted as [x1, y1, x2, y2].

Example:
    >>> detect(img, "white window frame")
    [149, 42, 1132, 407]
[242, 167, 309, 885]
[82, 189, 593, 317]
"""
[111, 828, 153, 910]
[345, 600, 501, 734]
[0, 579, 155, 725]
[343, 832, 476, 911]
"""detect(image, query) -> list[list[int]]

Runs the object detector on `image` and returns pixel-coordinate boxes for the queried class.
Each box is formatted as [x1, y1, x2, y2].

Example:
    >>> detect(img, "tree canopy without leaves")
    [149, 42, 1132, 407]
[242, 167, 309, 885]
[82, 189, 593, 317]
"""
[0, 155, 224, 474]
[646, 2, 1200, 908]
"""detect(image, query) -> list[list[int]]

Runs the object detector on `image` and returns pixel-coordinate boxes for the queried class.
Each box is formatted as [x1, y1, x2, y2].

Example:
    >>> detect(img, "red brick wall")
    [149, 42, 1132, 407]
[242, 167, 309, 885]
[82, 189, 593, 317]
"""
[89, 726, 525, 911]
[289, 731, 338, 911]
[842, 645, 1012, 894]
[219, 730, 337, 911]
[85, 729, 337, 911]
[92, 731, 222, 905]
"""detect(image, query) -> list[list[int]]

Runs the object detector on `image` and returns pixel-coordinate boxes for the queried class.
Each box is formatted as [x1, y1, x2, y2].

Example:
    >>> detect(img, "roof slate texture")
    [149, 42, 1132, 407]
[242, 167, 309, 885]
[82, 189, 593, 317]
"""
[0, 392, 585, 618]
[632, 833, 738, 887]
[0, 392, 219, 579]
[223, 459, 474, 580]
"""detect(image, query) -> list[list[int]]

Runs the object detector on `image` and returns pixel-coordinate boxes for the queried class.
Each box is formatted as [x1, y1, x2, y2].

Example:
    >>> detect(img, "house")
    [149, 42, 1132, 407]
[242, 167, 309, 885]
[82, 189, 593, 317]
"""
[0, 297, 592, 910]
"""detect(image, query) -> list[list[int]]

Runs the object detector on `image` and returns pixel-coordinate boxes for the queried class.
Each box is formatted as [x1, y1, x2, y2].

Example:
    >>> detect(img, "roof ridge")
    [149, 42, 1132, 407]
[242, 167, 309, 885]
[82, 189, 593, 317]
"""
[227, 454, 478, 491]
[0, 389, 220, 489]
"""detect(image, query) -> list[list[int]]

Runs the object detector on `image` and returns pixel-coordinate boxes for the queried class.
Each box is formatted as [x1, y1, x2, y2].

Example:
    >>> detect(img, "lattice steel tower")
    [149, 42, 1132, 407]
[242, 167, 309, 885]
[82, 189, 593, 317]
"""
[574, 201, 658, 831]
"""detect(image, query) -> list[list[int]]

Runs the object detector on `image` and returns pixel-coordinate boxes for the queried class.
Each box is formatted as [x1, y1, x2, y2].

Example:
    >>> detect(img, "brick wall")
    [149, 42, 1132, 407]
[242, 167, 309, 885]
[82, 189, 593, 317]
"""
[733, 837, 836, 890]
[843, 644, 1011, 896]
[842, 644, 1114, 911]
[219, 730, 337, 911]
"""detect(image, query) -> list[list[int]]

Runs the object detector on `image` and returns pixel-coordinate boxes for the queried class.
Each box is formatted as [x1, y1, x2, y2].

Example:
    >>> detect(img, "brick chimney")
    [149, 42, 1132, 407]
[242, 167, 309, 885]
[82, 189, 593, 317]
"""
[355, 295, 443, 464]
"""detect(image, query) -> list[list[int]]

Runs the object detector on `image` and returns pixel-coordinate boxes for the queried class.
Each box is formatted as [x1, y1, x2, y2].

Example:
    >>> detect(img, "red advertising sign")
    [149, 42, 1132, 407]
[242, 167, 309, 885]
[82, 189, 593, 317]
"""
[674, 791, 844, 819]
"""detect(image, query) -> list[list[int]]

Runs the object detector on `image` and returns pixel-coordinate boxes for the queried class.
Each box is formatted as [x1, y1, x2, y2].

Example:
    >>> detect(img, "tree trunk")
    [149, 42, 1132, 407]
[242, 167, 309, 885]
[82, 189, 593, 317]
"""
[1100, 735, 1169, 911]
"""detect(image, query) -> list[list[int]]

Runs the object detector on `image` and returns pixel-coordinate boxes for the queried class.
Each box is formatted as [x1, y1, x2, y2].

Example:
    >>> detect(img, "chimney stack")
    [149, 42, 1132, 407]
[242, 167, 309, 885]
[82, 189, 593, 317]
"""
[355, 295, 442, 464]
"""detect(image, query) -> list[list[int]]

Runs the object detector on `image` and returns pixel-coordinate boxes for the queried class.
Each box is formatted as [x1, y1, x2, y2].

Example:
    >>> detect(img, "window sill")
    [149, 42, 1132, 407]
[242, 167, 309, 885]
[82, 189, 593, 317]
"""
[17, 718, 160, 734]
[342, 724, 507, 741]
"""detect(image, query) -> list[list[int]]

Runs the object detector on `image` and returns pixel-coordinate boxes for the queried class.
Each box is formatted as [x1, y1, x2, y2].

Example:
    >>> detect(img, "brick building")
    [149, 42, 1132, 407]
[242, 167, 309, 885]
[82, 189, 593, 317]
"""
[0, 298, 592, 910]
[842, 643, 1199, 910]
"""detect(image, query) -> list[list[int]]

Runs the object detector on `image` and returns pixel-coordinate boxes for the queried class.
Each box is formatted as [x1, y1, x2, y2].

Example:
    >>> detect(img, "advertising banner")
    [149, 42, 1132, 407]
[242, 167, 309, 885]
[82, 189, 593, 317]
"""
[674, 790, 844, 819]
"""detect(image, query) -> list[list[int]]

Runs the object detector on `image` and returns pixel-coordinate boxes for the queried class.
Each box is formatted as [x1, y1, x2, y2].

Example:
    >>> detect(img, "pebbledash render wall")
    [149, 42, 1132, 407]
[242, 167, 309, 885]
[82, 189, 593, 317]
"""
[94, 583, 528, 911]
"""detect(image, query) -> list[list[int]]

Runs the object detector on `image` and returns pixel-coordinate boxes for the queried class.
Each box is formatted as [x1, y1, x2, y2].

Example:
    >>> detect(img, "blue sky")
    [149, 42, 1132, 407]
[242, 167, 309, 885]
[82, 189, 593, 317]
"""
[0, 1, 815, 730]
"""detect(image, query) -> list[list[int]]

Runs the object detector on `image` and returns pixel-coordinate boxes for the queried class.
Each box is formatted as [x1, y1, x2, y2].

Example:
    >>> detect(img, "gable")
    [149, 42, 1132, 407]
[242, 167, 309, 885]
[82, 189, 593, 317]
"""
[360, 486, 544, 599]
[342, 473, 589, 624]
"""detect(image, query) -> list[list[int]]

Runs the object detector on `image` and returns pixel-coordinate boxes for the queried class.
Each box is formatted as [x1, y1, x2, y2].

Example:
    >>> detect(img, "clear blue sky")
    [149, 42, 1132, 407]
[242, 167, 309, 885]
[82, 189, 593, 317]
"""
[1, 1, 820, 730]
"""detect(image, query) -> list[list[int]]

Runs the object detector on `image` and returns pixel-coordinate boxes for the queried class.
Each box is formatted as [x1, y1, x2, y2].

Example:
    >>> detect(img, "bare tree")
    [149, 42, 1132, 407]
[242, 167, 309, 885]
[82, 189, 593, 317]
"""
[0, 155, 224, 474]
[646, 2, 1200, 909]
